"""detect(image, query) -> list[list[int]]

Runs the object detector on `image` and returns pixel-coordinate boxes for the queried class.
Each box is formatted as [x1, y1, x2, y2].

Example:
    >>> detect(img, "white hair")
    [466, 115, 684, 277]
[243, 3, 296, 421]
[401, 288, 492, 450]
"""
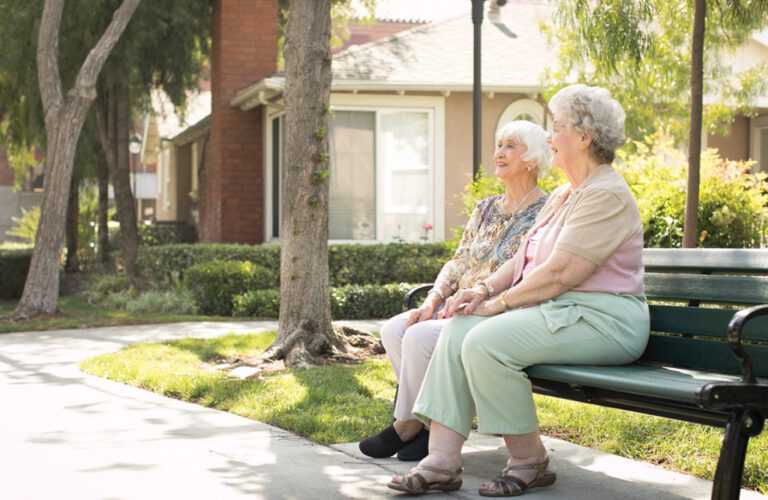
[495, 120, 552, 178]
[548, 84, 626, 163]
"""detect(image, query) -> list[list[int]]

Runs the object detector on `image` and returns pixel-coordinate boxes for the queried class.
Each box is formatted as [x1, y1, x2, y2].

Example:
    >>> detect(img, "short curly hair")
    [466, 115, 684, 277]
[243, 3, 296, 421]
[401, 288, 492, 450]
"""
[495, 120, 552, 178]
[548, 84, 626, 164]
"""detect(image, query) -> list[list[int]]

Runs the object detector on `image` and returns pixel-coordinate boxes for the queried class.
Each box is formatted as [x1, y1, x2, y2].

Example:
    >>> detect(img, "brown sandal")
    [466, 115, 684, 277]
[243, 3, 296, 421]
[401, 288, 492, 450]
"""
[478, 456, 557, 497]
[387, 465, 463, 495]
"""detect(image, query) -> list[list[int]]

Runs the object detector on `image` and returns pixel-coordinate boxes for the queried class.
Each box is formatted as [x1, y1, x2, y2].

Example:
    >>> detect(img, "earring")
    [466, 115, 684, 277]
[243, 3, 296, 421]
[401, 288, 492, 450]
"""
[526, 165, 532, 172]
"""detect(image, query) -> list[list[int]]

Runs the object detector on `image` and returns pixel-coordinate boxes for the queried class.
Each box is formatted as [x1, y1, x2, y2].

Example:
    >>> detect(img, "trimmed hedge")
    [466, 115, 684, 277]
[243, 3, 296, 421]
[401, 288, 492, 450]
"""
[233, 283, 412, 319]
[0, 249, 32, 300]
[184, 260, 275, 316]
[137, 242, 456, 287]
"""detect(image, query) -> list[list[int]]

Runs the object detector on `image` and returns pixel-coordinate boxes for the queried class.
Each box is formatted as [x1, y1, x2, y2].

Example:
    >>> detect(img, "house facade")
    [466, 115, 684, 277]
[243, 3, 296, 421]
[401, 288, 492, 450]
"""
[154, 0, 768, 245]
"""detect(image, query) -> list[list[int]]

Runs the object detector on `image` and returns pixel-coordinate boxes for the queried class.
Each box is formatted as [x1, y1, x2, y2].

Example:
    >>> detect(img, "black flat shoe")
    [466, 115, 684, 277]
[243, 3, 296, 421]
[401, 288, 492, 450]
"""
[359, 424, 411, 459]
[397, 428, 429, 461]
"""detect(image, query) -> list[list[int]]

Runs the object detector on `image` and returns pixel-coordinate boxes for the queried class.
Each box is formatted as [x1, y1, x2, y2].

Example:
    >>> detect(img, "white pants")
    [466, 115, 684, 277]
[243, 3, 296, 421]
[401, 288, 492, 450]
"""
[380, 310, 447, 421]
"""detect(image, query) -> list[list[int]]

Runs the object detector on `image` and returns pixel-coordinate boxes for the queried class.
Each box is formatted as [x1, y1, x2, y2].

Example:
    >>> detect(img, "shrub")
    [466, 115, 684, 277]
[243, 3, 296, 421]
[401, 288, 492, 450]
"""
[138, 242, 455, 288]
[84, 273, 131, 305]
[184, 260, 274, 316]
[0, 249, 32, 300]
[618, 134, 767, 248]
[125, 288, 197, 315]
[233, 283, 412, 319]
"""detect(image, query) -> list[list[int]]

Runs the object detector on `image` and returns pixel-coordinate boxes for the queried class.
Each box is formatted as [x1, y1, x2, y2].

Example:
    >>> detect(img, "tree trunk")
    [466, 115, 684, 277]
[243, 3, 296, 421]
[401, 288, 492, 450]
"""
[96, 146, 110, 266]
[65, 175, 79, 273]
[265, 0, 342, 369]
[683, 0, 706, 248]
[13, 0, 142, 318]
[94, 84, 139, 282]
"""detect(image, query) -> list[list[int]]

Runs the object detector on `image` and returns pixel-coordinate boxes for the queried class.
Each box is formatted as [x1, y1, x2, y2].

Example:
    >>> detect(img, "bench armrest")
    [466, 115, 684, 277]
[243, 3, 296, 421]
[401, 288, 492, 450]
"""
[727, 303, 768, 384]
[403, 283, 434, 311]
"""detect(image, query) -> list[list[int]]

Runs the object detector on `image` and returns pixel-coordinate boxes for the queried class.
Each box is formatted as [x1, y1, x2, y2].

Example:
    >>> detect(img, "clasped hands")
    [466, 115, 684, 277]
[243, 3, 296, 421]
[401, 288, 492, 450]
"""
[442, 285, 506, 318]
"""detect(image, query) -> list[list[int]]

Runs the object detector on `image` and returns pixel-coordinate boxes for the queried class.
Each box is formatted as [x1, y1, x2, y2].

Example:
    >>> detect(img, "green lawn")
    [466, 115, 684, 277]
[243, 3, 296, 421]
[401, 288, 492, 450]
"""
[81, 331, 768, 494]
[0, 294, 239, 335]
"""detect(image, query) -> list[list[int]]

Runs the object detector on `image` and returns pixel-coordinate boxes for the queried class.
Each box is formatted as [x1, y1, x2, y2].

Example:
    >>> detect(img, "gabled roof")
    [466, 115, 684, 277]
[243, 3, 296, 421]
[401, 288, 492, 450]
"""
[332, 1, 557, 91]
[232, 2, 558, 110]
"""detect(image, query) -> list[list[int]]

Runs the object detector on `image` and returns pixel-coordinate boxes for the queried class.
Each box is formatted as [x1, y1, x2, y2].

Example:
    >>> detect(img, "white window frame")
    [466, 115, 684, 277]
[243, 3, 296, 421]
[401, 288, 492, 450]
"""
[750, 115, 768, 173]
[495, 98, 547, 141]
[263, 93, 446, 242]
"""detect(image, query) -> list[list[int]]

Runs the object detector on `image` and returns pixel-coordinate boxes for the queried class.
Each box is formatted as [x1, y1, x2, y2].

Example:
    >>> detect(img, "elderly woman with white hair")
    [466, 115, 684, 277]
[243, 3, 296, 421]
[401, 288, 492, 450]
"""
[387, 84, 650, 496]
[359, 120, 551, 462]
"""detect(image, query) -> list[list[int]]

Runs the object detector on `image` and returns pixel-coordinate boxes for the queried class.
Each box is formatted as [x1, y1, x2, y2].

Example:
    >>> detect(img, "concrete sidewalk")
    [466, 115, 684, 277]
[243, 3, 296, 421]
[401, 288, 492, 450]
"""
[0, 320, 764, 500]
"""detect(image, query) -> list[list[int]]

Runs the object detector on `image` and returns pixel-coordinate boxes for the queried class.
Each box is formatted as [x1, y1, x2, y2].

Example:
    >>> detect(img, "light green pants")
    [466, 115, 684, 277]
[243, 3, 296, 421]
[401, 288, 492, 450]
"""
[412, 291, 649, 438]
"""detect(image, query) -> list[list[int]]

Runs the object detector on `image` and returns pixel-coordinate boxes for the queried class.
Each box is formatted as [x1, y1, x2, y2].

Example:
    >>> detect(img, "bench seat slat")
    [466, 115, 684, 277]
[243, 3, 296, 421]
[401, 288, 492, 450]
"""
[526, 363, 767, 405]
[645, 273, 768, 304]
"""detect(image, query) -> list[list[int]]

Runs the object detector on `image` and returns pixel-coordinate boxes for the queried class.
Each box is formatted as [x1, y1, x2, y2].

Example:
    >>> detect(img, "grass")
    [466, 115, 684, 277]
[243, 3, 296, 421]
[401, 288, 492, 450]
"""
[81, 331, 768, 494]
[81, 332, 397, 444]
[0, 294, 241, 335]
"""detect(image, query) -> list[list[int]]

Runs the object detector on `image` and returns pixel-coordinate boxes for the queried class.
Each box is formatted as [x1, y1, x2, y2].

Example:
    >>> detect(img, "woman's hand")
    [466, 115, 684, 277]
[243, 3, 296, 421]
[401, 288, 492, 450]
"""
[405, 304, 436, 328]
[444, 286, 487, 318]
[471, 297, 507, 317]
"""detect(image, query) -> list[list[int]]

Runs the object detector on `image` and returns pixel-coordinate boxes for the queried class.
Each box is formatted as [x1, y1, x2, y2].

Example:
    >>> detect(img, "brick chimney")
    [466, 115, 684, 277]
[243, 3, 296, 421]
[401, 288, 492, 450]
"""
[200, 0, 278, 243]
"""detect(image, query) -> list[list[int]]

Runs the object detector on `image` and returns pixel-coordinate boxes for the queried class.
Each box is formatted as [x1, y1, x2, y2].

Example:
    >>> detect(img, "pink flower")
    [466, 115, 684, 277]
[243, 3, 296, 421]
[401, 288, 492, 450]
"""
[422, 224, 434, 231]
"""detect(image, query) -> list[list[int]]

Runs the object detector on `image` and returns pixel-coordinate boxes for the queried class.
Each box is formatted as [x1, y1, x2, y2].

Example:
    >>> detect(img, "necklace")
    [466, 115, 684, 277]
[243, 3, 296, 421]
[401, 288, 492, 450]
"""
[504, 185, 540, 214]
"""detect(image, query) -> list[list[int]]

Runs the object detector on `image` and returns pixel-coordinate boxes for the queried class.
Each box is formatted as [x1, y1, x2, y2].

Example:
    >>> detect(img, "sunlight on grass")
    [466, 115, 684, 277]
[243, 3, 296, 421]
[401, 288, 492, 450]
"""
[81, 331, 398, 444]
[81, 332, 768, 493]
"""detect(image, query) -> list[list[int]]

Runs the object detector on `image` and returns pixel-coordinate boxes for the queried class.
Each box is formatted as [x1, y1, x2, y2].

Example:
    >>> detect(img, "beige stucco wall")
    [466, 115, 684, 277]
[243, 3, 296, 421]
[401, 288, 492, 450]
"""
[708, 115, 751, 162]
[443, 92, 546, 234]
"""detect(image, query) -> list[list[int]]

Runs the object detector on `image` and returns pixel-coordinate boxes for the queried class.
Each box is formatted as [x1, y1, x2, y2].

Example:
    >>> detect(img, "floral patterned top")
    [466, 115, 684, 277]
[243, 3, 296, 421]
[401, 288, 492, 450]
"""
[434, 194, 548, 295]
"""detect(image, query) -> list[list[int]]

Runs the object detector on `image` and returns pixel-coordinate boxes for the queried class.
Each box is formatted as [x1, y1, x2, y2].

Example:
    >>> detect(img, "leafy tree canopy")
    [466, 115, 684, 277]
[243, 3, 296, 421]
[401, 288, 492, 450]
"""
[0, 0, 210, 187]
[543, 0, 768, 142]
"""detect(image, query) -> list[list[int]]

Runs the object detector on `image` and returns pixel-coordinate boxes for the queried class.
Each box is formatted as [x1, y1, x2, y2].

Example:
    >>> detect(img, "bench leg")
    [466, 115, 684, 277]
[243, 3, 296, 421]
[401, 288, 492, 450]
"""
[712, 410, 764, 500]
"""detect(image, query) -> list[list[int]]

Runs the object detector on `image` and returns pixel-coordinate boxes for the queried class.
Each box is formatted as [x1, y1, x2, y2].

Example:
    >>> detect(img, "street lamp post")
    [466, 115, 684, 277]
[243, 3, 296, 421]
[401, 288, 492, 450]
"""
[129, 134, 142, 220]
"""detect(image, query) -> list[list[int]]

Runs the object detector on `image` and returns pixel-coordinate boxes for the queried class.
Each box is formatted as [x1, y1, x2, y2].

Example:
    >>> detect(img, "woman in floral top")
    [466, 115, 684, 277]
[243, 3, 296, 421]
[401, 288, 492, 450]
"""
[359, 120, 551, 462]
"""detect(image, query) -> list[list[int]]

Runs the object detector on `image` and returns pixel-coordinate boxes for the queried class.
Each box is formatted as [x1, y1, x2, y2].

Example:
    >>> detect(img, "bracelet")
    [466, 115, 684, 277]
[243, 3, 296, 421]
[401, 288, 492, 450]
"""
[428, 288, 445, 300]
[477, 280, 494, 298]
[498, 291, 510, 310]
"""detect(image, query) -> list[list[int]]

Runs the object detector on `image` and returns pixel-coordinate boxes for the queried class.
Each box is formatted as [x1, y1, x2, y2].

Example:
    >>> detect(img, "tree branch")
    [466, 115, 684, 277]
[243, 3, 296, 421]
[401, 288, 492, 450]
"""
[70, 0, 142, 101]
[36, 0, 65, 125]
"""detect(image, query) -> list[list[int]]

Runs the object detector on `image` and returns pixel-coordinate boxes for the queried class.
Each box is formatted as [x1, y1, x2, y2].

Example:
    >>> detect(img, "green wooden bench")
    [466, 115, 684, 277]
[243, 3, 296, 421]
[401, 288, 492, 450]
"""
[405, 248, 768, 500]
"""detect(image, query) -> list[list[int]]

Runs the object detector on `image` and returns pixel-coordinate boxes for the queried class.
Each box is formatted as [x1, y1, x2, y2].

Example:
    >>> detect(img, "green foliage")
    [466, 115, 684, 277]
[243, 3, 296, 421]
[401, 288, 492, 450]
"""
[0, 249, 32, 300]
[137, 242, 456, 288]
[617, 134, 767, 248]
[137, 244, 282, 286]
[544, 0, 768, 142]
[460, 168, 565, 219]
[5, 206, 39, 244]
[233, 283, 412, 319]
[124, 288, 197, 315]
[183, 261, 275, 316]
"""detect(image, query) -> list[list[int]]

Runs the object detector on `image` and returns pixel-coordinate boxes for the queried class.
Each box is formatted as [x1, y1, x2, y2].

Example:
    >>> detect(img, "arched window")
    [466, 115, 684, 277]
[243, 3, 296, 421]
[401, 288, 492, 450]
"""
[494, 98, 546, 140]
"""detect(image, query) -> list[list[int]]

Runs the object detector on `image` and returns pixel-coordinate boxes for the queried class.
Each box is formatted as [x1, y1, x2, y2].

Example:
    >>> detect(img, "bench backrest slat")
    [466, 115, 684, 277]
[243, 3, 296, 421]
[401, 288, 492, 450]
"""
[643, 248, 768, 271]
[640, 249, 768, 377]
[638, 335, 768, 375]
[644, 273, 768, 304]
[649, 305, 768, 341]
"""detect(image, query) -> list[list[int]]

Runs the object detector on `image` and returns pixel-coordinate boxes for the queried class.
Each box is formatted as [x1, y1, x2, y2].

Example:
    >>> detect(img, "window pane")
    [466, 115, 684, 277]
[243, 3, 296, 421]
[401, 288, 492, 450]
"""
[379, 111, 432, 242]
[329, 111, 376, 240]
